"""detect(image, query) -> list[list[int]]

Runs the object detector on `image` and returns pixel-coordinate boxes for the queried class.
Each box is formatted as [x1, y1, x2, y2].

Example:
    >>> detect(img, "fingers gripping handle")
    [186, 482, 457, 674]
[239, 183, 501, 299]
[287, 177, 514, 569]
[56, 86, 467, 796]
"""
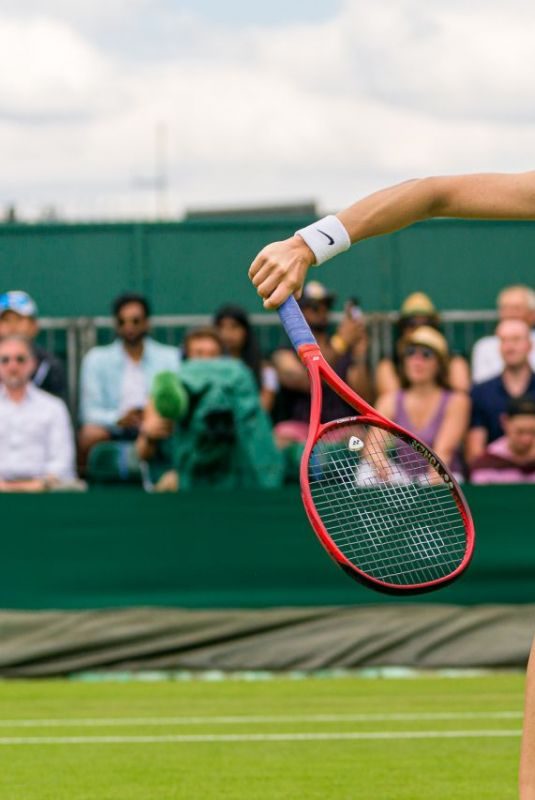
[277, 296, 317, 351]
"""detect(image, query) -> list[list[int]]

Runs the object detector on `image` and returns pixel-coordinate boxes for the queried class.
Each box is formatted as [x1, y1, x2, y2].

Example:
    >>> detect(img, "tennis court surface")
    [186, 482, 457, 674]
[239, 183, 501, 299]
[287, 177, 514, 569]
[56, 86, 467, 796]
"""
[0, 672, 523, 799]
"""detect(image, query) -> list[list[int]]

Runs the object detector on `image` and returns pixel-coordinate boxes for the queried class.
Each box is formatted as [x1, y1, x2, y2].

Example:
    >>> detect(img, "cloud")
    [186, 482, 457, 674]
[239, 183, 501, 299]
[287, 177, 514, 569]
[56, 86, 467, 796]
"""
[0, 16, 116, 122]
[1, 0, 535, 219]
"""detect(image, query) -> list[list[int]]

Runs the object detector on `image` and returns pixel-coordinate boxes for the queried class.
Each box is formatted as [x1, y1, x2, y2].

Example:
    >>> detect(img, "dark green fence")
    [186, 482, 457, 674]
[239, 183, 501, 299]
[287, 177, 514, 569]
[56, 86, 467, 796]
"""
[0, 218, 534, 316]
[2, 485, 533, 610]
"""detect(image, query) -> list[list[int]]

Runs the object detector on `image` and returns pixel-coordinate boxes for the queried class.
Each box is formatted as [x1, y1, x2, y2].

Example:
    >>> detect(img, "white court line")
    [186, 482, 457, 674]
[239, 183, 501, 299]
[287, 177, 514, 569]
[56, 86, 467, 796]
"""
[0, 730, 522, 745]
[0, 711, 523, 728]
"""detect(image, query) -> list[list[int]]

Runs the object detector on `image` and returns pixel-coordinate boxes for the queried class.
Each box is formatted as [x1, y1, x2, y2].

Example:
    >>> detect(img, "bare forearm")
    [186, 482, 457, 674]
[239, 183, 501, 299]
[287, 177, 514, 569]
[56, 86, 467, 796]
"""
[249, 170, 535, 309]
[337, 172, 535, 244]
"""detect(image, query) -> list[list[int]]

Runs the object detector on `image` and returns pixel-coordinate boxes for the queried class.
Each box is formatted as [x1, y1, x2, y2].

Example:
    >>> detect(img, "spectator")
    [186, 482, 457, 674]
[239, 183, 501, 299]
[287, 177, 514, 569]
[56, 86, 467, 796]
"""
[375, 291, 470, 395]
[0, 334, 75, 491]
[272, 280, 373, 445]
[466, 319, 535, 466]
[374, 325, 469, 479]
[471, 284, 535, 383]
[139, 351, 283, 490]
[214, 304, 279, 413]
[470, 396, 535, 484]
[0, 290, 67, 401]
[135, 326, 223, 467]
[78, 292, 180, 465]
[182, 326, 224, 360]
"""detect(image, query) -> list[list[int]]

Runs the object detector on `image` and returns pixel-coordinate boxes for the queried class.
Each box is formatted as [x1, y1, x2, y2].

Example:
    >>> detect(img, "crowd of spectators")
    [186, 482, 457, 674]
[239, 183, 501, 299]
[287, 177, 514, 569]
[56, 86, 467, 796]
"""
[0, 281, 533, 492]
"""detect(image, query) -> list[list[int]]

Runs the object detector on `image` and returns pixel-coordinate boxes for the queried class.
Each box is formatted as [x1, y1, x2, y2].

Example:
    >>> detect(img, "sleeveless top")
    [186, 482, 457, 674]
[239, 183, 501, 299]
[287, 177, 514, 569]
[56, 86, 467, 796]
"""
[393, 389, 463, 476]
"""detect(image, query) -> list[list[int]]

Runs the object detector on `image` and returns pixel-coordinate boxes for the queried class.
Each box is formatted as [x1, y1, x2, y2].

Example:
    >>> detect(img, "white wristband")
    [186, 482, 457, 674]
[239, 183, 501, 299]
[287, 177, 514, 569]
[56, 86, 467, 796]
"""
[295, 215, 351, 266]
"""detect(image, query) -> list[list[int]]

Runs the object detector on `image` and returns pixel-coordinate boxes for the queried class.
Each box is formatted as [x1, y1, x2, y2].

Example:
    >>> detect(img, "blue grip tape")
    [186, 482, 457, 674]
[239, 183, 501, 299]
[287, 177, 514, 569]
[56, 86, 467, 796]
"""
[277, 296, 317, 351]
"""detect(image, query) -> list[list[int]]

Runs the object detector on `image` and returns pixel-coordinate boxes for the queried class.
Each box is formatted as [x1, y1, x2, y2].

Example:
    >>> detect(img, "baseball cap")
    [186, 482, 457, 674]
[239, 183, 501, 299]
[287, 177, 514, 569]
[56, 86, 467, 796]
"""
[0, 290, 38, 318]
[299, 280, 336, 308]
[400, 292, 436, 318]
[404, 325, 449, 361]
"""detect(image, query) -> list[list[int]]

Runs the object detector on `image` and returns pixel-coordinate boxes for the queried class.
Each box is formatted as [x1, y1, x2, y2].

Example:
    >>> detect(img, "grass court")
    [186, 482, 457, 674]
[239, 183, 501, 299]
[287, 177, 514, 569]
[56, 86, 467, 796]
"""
[0, 672, 524, 799]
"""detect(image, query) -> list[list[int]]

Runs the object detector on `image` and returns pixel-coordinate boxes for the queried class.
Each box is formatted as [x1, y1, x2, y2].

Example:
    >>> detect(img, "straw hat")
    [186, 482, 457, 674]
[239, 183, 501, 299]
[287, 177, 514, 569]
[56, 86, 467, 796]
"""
[404, 325, 449, 362]
[400, 292, 437, 318]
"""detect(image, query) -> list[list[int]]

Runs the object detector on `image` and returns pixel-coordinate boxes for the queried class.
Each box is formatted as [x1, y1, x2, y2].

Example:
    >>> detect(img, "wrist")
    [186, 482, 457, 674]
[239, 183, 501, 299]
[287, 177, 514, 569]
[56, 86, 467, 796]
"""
[295, 215, 351, 266]
[289, 234, 316, 267]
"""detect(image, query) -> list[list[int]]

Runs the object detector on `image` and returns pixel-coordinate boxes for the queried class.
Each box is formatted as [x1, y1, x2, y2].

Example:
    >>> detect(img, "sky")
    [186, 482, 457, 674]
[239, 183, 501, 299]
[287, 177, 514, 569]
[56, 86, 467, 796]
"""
[1, 0, 535, 220]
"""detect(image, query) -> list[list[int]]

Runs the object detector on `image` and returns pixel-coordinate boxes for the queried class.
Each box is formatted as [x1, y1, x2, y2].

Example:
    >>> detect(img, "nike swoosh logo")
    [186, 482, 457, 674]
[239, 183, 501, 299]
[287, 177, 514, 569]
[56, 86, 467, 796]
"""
[316, 228, 334, 245]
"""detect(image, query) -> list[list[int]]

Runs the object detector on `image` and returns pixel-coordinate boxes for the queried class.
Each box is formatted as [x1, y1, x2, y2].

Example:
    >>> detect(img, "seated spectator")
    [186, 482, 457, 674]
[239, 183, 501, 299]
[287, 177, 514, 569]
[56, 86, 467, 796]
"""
[467, 319, 535, 466]
[374, 326, 469, 479]
[272, 280, 373, 445]
[78, 292, 180, 466]
[182, 326, 224, 360]
[375, 292, 470, 395]
[0, 290, 67, 401]
[135, 326, 223, 479]
[0, 335, 76, 491]
[138, 348, 283, 490]
[470, 396, 535, 484]
[214, 304, 279, 413]
[471, 284, 535, 383]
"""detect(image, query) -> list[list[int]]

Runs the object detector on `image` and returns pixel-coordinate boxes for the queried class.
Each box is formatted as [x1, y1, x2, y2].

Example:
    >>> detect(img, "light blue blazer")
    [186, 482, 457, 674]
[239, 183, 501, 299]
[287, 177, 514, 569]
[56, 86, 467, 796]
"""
[79, 337, 180, 426]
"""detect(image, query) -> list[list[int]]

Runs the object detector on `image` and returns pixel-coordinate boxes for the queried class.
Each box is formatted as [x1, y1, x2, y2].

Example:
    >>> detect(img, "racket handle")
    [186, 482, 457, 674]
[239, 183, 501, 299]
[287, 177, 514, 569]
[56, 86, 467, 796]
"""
[277, 296, 317, 350]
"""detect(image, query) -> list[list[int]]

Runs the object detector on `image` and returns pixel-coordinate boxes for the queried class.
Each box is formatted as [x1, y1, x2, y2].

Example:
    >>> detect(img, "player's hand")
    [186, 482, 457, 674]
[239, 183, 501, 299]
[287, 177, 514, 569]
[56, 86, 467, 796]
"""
[248, 235, 316, 310]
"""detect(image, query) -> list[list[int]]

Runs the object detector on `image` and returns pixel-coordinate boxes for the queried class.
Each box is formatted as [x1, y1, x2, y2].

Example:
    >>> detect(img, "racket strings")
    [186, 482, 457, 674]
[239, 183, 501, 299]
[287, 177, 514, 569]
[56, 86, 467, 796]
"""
[308, 422, 467, 586]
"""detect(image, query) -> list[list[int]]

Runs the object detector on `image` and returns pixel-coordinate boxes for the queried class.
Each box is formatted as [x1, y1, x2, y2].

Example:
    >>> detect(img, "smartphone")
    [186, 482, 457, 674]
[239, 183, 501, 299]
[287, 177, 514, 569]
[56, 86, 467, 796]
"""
[345, 298, 363, 320]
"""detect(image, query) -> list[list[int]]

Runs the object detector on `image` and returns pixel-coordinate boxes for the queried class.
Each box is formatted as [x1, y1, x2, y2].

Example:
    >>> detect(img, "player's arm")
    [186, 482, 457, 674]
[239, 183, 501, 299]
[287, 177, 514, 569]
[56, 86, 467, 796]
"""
[338, 171, 535, 242]
[249, 171, 535, 309]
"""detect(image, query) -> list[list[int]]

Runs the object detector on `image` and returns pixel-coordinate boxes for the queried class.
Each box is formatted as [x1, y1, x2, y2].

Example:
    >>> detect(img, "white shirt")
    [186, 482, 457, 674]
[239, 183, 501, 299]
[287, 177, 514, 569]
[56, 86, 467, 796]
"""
[0, 384, 75, 481]
[118, 355, 148, 417]
[471, 332, 535, 383]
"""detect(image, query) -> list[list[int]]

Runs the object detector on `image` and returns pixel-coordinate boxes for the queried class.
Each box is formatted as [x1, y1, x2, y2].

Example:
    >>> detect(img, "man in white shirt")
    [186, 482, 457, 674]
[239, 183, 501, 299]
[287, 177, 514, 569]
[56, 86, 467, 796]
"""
[471, 285, 535, 383]
[0, 335, 75, 491]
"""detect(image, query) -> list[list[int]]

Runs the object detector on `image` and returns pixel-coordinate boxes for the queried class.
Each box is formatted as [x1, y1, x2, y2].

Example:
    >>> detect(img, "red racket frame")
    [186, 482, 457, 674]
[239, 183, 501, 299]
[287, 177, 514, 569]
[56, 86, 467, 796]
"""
[297, 343, 475, 595]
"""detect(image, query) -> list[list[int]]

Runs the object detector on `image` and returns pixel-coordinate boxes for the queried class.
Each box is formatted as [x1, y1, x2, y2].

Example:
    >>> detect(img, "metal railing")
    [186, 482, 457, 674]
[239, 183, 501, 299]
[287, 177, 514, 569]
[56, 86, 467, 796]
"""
[38, 310, 499, 414]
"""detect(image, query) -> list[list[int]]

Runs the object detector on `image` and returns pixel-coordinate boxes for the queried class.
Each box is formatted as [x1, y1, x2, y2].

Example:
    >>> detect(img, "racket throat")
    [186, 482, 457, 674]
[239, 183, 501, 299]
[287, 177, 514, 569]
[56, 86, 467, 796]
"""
[296, 343, 322, 364]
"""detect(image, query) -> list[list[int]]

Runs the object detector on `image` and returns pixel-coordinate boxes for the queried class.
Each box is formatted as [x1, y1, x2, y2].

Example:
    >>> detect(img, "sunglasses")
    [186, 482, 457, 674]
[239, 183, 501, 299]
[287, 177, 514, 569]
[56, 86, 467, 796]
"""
[403, 345, 437, 360]
[0, 355, 29, 365]
[117, 316, 145, 327]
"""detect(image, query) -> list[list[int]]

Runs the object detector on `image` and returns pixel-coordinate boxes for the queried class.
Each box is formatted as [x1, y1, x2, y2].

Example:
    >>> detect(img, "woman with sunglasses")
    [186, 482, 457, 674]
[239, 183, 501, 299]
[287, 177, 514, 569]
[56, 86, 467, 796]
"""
[375, 292, 471, 396]
[374, 325, 470, 480]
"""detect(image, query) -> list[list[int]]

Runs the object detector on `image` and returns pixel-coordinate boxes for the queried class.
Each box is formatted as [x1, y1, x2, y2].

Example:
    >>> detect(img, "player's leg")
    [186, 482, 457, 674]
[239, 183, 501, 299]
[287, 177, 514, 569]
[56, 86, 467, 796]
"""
[519, 638, 535, 799]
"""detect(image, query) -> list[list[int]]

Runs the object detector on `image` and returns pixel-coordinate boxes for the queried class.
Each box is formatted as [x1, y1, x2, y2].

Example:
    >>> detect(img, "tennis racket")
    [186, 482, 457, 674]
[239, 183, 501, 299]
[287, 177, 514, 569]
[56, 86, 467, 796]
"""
[278, 296, 475, 595]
